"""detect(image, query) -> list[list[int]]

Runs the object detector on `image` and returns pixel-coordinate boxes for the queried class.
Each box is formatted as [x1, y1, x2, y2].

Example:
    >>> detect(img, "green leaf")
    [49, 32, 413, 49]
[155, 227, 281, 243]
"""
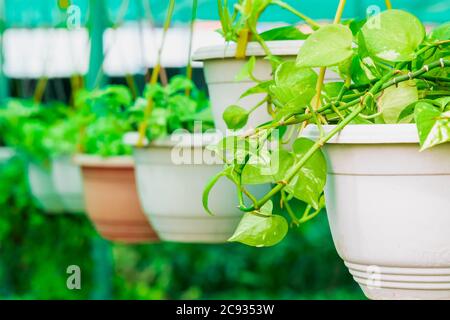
[270, 148, 295, 182]
[296, 24, 353, 67]
[284, 138, 327, 209]
[240, 80, 273, 99]
[269, 61, 317, 107]
[323, 82, 344, 100]
[350, 55, 378, 85]
[415, 102, 450, 150]
[430, 22, 450, 41]
[235, 56, 257, 81]
[360, 9, 425, 62]
[378, 80, 418, 123]
[223, 105, 249, 130]
[241, 150, 274, 185]
[228, 201, 288, 247]
[260, 25, 308, 41]
[202, 166, 235, 216]
[211, 136, 251, 164]
[435, 97, 450, 111]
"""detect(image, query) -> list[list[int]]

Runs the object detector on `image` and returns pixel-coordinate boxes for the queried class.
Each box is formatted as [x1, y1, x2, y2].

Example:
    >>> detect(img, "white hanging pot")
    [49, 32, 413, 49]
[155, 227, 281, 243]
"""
[52, 156, 85, 214]
[28, 162, 65, 214]
[193, 40, 340, 133]
[127, 132, 267, 243]
[0, 147, 15, 162]
[304, 124, 450, 300]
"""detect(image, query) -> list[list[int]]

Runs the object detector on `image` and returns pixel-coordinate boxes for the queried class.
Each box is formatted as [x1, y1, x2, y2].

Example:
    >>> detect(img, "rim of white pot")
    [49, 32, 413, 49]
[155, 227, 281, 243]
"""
[74, 154, 134, 168]
[192, 40, 304, 61]
[302, 124, 420, 144]
[124, 132, 222, 149]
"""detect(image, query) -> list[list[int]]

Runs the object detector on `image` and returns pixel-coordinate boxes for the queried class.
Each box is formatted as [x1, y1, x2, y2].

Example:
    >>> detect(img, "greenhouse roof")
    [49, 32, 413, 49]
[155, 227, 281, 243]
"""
[3, 0, 450, 28]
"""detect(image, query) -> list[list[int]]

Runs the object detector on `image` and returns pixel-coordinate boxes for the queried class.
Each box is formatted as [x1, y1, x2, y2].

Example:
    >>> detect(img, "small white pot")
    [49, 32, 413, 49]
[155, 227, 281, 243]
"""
[52, 156, 85, 214]
[304, 124, 450, 300]
[193, 40, 340, 132]
[28, 162, 65, 214]
[0, 147, 15, 162]
[128, 132, 267, 243]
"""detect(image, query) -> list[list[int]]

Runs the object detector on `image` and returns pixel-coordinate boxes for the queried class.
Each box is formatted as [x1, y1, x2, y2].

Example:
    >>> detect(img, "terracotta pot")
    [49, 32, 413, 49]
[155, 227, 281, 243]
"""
[75, 155, 158, 243]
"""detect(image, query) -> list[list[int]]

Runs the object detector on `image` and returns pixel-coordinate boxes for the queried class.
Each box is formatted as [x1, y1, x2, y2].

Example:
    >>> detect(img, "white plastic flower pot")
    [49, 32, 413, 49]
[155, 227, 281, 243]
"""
[193, 40, 340, 132]
[304, 124, 450, 300]
[28, 162, 65, 214]
[128, 132, 267, 243]
[52, 156, 85, 214]
[0, 147, 15, 162]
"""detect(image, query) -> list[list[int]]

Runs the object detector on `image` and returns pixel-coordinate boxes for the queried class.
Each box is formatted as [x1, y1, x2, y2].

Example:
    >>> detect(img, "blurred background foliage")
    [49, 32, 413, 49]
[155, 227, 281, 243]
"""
[0, 155, 363, 299]
[9, 0, 450, 300]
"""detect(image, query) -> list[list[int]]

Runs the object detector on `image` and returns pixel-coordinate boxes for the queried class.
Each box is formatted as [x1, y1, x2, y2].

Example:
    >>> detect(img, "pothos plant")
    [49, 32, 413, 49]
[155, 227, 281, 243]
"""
[203, 8, 450, 247]
[217, 0, 319, 59]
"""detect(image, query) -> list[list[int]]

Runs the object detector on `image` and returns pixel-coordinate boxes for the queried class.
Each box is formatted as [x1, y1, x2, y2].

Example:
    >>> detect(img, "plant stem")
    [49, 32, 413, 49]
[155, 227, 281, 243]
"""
[272, 0, 320, 30]
[240, 102, 365, 212]
[235, 28, 251, 59]
[311, 0, 346, 126]
[385, 0, 393, 10]
[381, 60, 449, 90]
[33, 77, 49, 104]
[137, 0, 175, 147]
[185, 0, 198, 97]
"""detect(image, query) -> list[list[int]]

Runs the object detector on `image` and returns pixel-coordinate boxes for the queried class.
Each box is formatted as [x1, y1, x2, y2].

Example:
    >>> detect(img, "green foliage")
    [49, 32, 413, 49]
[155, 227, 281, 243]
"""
[228, 201, 288, 247]
[360, 10, 425, 62]
[415, 102, 450, 150]
[217, 0, 317, 43]
[259, 25, 308, 41]
[139, 75, 214, 141]
[0, 99, 72, 163]
[0, 156, 361, 300]
[297, 24, 353, 67]
[0, 157, 94, 299]
[223, 105, 249, 130]
[205, 9, 450, 247]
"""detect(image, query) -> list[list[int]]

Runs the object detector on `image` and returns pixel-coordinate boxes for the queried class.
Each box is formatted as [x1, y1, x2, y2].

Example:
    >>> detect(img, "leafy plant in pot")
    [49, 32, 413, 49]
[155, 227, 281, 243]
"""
[126, 75, 260, 243]
[193, 0, 343, 132]
[203, 6, 450, 300]
[73, 85, 159, 243]
[0, 98, 78, 214]
[126, 0, 270, 243]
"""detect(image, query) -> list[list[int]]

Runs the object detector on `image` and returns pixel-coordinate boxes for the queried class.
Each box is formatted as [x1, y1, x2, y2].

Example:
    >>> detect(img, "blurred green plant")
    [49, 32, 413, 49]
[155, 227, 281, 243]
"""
[0, 155, 362, 300]
[0, 156, 95, 299]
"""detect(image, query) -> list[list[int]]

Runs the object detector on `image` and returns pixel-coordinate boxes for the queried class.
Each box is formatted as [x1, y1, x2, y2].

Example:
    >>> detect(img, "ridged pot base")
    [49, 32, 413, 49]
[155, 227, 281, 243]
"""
[346, 262, 450, 300]
[77, 156, 159, 244]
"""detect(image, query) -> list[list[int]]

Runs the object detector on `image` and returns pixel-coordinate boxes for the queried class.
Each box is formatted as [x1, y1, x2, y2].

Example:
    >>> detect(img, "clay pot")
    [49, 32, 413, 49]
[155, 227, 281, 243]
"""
[75, 155, 158, 243]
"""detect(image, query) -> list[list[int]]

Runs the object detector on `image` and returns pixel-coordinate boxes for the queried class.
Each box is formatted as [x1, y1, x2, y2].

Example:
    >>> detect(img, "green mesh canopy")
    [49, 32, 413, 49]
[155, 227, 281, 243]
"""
[2, 0, 449, 29]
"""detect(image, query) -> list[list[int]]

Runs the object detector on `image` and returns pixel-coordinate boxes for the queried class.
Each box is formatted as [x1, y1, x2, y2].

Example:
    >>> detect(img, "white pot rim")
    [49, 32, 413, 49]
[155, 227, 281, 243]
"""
[302, 124, 421, 144]
[192, 40, 303, 61]
[74, 154, 134, 168]
[124, 132, 222, 149]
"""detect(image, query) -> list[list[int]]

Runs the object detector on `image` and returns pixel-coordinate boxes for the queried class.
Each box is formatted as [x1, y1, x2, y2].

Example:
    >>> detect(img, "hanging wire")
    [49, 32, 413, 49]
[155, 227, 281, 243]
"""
[136, 0, 176, 147]
[185, 0, 198, 97]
